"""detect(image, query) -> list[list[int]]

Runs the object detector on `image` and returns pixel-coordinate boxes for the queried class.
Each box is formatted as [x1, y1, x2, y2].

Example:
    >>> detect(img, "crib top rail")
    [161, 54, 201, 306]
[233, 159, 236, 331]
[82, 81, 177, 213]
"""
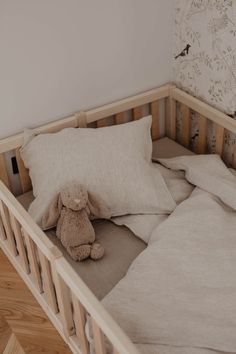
[1, 83, 236, 193]
[168, 87, 236, 169]
[0, 83, 172, 193]
[172, 88, 236, 135]
[0, 84, 172, 155]
[1, 83, 236, 155]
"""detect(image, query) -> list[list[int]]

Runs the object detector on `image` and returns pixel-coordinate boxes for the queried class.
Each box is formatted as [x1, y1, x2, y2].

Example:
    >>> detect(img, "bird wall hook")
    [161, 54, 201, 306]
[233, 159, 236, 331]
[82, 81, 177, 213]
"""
[228, 111, 236, 119]
[175, 44, 191, 59]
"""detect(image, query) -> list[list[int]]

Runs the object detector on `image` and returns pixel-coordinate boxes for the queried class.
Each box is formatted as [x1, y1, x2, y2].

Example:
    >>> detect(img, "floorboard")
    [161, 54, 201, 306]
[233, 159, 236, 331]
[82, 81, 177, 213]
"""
[0, 249, 71, 354]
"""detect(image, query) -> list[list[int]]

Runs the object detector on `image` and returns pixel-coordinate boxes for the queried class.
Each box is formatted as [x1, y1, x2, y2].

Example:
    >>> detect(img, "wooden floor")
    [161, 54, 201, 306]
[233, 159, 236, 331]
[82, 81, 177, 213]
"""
[0, 249, 72, 354]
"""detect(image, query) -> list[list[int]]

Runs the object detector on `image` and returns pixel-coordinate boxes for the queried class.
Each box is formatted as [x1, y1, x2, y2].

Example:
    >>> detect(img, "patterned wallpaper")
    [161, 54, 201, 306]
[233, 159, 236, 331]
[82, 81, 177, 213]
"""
[173, 0, 236, 163]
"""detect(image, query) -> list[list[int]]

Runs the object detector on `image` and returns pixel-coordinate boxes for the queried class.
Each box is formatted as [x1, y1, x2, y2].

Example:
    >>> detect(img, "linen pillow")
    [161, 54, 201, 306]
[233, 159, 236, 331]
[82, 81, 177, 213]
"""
[20, 116, 176, 226]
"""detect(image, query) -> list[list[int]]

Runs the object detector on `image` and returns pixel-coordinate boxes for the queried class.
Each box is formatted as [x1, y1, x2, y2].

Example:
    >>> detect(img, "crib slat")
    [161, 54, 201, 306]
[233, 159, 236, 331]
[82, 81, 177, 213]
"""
[170, 99, 177, 140]
[75, 111, 87, 128]
[150, 101, 159, 140]
[215, 125, 224, 156]
[10, 214, 30, 274]
[24, 231, 43, 293]
[115, 112, 125, 125]
[15, 148, 32, 193]
[97, 118, 109, 128]
[0, 214, 6, 240]
[53, 273, 74, 338]
[133, 106, 143, 120]
[0, 201, 17, 256]
[165, 97, 176, 140]
[197, 115, 207, 154]
[72, 294, 89, 354]
[38, 250, 58, 314]
[92, 319, 106, 354]
[181, 104, 190, 148]
[0, 153, 11, 190]
[233, 143, 236, 170]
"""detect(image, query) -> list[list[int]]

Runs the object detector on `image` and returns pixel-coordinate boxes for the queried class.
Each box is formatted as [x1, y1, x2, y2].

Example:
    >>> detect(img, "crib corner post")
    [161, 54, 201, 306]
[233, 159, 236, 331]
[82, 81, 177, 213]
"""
[165, 85, 177, 140]
[0, 153, 12, 191]
[75, 111, 88, 128]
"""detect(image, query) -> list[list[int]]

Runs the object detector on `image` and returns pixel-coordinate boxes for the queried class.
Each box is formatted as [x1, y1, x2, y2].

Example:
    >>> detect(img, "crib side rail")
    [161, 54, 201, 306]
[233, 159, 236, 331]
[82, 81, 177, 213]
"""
[0, 84, 173, 155]
[0, 180, 66, 340]
[0, 180, 140, 354]
[168, 87, 236, 168]
[55, 257, 140, 354]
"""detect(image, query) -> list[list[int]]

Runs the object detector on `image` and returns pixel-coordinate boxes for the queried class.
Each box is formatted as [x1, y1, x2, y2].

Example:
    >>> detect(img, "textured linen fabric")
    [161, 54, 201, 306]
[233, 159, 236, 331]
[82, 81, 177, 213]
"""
[136, 344, 232, 354]
[152, 138, 195, 205]
[112, 214, 168, 244]
[112, 138, 195, 243]
[17, 190, 34, 210]
[102, 156, 236, 353]
[158, 154, 236, 210]
[20, 116, 176, 225]
[154, 163, 194, 205]
[152, 137, 194, 159]
[112, 165, 194, 243]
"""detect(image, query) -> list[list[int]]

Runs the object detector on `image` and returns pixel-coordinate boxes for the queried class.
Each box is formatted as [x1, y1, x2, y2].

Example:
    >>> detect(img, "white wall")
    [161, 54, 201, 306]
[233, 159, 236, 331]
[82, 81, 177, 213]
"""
[0, 0, 174, 138]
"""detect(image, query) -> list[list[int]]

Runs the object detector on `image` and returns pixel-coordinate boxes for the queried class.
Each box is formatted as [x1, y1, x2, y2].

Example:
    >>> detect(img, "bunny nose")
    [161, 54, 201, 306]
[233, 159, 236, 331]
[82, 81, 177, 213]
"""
[74, 198, 81, 204]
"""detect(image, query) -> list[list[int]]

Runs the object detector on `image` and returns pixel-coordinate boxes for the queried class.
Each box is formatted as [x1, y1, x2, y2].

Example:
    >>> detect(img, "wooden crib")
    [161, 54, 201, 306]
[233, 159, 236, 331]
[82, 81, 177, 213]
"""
[0, 83, 236, 354]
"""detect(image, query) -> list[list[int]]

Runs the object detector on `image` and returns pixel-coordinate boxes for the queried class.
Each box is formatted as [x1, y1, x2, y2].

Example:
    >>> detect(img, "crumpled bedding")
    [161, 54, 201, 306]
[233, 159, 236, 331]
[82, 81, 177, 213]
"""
[112, 163, 194, 243]
[111, 137, 195, 243]
[102, 155, 236, 354]
[137, 344, 234, 354]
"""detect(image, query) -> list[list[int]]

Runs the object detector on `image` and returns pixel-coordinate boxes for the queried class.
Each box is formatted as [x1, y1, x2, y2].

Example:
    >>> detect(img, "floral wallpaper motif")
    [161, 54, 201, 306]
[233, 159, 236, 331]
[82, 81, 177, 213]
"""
[173, 0, 236, 163]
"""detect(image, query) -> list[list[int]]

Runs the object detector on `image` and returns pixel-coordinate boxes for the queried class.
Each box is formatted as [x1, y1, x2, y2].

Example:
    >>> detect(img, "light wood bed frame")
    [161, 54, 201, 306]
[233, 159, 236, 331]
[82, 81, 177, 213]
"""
[0, 83, 236, 354]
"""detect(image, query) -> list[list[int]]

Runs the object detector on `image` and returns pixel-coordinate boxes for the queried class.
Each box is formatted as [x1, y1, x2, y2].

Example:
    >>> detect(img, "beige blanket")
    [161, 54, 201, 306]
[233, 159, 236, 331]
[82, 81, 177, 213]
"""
[112, 163, 194, 243]
[102, 155, 236, 354]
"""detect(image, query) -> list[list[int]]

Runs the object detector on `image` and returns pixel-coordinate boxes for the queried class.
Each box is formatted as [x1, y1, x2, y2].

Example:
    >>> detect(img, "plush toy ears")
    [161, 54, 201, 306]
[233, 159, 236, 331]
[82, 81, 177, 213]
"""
[41, 193, 63, 230]
[87, 191, 111, 220]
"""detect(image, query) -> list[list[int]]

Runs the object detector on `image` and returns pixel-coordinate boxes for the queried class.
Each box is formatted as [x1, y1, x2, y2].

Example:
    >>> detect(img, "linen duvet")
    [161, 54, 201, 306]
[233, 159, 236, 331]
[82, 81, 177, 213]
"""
[101, 155, 236, 354]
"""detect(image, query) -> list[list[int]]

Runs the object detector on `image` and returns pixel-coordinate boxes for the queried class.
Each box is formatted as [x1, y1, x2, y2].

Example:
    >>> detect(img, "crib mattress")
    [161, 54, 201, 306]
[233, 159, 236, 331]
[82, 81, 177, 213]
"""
[17, 137, 193, 299]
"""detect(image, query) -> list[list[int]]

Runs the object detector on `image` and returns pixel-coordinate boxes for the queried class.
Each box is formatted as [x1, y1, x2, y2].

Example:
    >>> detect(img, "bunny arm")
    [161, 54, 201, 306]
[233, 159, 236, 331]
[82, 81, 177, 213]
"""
[87, 191, 111, 219]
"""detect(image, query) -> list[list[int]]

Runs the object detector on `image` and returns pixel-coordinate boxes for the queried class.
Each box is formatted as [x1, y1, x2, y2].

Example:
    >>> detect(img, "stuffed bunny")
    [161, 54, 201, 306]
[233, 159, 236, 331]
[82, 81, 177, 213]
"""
[41, 183, 111, 261]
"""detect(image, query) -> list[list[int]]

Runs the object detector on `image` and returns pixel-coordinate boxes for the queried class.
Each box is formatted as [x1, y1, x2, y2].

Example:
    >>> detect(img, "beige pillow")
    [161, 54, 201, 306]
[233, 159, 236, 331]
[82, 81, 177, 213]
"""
[21, 116, 176, 226]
